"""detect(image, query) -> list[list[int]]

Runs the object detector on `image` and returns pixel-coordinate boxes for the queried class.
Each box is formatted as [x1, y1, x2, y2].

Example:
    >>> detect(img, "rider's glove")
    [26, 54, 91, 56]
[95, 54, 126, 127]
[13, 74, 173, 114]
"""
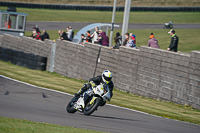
[90, 81, 96, 87]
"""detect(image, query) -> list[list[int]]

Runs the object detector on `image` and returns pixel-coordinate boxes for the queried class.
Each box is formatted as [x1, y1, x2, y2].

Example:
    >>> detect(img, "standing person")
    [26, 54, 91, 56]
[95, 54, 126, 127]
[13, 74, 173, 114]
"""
[30, 27, 41, 40]
[129, 33, 136, 45]
[110, 36, 121, 49]
[30, 27, 36, 38]
[35, 25, 41, 34]
[123, 33, 129, 46]
[97, 30, 103, 45]
[91, 27, 99, 44]
[126, 37, 137, 48]
[86, 31, 92, 43]
[98, 32, 109, 47]
[147, 33, 160, 48]
[32, 30, 41, 40]
[5, 18, 11, 29]
[31, 27, 41, 37]
[66, 26, 74, 41]
[41, 29, 50, 41]
[167, 29, 179, 52]
[80, 34, 86, 45]
[115, 32, 122, 45]
[132, 34, 136, 45]
[58, 30, 68, 41]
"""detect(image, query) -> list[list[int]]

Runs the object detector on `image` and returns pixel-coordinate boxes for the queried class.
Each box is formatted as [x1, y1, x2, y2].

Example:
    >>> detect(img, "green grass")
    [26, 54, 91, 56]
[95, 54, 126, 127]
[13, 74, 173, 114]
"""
[0, 61, 200, 125]
[1, 6, 200, 23]
[0, 116, 104, 133]
[25, 29, 200, 53]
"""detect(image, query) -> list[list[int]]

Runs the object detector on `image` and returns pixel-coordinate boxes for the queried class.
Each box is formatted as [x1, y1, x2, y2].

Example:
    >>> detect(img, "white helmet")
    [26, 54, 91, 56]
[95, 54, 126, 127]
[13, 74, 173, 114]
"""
[102, 70, 112, 84]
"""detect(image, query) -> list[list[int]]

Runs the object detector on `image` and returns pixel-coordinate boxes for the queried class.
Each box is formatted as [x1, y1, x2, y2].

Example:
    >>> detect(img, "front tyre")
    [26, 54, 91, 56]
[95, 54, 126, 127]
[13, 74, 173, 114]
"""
[66, 97, 77, 113]
[84, 97, 101, 116]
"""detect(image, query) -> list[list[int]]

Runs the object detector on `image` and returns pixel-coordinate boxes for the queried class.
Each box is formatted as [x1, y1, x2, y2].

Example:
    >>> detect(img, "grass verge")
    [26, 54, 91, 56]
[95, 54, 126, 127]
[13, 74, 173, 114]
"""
[1, 6, 200, 23]
[0, 61, 200, 125]
[0, 116, 104, 133]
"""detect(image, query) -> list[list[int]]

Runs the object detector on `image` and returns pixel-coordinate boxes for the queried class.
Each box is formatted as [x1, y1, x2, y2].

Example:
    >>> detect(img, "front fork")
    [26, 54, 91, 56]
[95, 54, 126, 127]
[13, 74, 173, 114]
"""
[90, 96, 97, 105]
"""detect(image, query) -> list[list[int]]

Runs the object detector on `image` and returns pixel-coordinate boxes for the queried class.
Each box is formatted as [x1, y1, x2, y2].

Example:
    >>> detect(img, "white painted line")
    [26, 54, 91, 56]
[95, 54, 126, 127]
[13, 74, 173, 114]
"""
[0, 74, 72, 96]
[1, 74, 199, 126]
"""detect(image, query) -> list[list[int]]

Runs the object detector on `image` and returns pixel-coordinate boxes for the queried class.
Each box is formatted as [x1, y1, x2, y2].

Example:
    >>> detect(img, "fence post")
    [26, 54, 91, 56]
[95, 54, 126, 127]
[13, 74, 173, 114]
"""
[49, 40, 56, 72]
[121, 0, 131, 42]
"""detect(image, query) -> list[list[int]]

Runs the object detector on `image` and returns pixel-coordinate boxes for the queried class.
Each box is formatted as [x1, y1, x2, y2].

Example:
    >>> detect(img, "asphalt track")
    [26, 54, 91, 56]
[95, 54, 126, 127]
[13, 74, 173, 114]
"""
[0, 75, 200, 133]
[26, 21, 200, 31]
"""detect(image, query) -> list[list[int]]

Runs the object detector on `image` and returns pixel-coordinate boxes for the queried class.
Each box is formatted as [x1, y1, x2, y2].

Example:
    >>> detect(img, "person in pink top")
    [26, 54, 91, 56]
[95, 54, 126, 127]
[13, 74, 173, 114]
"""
[147, 33, 160, 49]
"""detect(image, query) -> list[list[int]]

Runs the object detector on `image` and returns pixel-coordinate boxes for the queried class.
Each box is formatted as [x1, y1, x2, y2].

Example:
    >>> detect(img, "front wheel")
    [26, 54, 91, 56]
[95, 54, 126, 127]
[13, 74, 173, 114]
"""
[84, 97, 101, 116]
[66, 97, 77, 113]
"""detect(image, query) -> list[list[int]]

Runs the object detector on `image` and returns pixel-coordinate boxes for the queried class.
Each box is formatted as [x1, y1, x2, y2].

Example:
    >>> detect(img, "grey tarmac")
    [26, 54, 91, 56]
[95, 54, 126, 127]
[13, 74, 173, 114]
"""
[26, 21, 200, 31]
[0, 75, 200, 133]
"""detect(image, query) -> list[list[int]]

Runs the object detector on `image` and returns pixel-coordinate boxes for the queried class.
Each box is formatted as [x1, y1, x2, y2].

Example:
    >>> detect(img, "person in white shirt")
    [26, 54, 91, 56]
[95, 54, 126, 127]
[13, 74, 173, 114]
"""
[66, 26, 74, 41]
[91, 27, 99, 44]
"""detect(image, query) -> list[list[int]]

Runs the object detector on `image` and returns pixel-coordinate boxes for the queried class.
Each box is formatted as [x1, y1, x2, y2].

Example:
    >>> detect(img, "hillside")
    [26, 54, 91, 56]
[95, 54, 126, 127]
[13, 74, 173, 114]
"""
[1, 0, 200, 7]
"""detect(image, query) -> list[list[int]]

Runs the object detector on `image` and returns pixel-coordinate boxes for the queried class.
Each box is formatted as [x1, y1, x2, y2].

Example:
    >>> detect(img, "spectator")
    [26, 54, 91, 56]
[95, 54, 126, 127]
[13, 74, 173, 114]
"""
[147, 33, 160, 48]
[30, 27, 37, 37]
[86, 31, 92, 43]
[99, 30, 102, 34]
[32, 30, 41, 40]
[80, 34, 86, 45]
[167, 29, 179, 52]
[97, 31, 109, 47]
[123, 33, 129, 46]
[35, 25, 41, 34]
[5, 18, 11, 29]
[58, 30, 69, 41]
[91, 27, 99, 44]
[66, 26, 74, 41]
[97, 30, 103, 45]
[110, 35, 121, 49]
[29, 27, 41, 40]
[97, 35, 102, 45]
[130, 33, 136, 45]
[115, 32, 122, 45]
[41, 29, 50, 41]
[126, 37, 137, 48]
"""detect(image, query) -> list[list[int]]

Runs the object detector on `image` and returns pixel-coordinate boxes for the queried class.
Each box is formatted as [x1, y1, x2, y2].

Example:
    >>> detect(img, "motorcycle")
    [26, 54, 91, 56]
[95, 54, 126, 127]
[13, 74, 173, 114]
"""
[163, 21, 173, 29]
[66, 83, 111, 115]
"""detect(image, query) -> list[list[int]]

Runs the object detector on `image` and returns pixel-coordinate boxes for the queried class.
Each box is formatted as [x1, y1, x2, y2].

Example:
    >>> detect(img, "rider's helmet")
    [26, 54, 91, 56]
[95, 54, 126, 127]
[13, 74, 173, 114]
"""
[102, 70, 112, 84]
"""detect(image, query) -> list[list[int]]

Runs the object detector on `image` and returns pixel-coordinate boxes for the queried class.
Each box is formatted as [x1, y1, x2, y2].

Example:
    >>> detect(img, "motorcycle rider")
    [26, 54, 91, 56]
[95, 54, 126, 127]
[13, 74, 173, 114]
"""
[75, 70, 114, 104]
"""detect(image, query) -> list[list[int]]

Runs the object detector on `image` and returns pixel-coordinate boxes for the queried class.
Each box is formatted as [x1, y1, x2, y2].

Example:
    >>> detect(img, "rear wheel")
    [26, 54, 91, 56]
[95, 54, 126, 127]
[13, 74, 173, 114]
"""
[84, 97, 101, 116]
[66, 97, 77, 113]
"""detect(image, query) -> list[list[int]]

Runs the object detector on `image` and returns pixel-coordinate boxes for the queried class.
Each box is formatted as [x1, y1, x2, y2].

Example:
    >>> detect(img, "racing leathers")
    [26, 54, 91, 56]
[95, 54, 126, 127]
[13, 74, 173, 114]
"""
[75, 75, 114, 99]
[168, 34, 179, 52]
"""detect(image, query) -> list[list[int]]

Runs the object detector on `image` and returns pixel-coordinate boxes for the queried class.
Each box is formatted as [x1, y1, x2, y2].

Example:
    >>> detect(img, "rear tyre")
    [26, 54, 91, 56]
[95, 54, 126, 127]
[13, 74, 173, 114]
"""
[66, 97, 77, 113]
[84, 97, 101, 116]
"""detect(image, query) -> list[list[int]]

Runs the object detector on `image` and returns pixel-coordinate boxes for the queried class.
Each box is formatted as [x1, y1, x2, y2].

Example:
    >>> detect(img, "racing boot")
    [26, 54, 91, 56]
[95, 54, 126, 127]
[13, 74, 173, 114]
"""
[74, 83, 89, 97]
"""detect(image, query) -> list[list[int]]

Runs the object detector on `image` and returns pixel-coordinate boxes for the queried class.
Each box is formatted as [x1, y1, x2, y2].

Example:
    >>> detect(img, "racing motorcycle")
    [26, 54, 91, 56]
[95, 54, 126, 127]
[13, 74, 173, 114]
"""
[163, 21, 173, 29]
[66, 83, 111, 115]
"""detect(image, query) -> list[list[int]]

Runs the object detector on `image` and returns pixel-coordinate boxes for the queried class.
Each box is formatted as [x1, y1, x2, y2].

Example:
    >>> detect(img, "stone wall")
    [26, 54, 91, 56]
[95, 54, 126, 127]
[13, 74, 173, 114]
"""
[188, 51, 200, 109]
[0, 34, 199, 109]
[54, 40, 102, 81]
[0, 34, 52, 69]
[0, 35, 2, 46]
